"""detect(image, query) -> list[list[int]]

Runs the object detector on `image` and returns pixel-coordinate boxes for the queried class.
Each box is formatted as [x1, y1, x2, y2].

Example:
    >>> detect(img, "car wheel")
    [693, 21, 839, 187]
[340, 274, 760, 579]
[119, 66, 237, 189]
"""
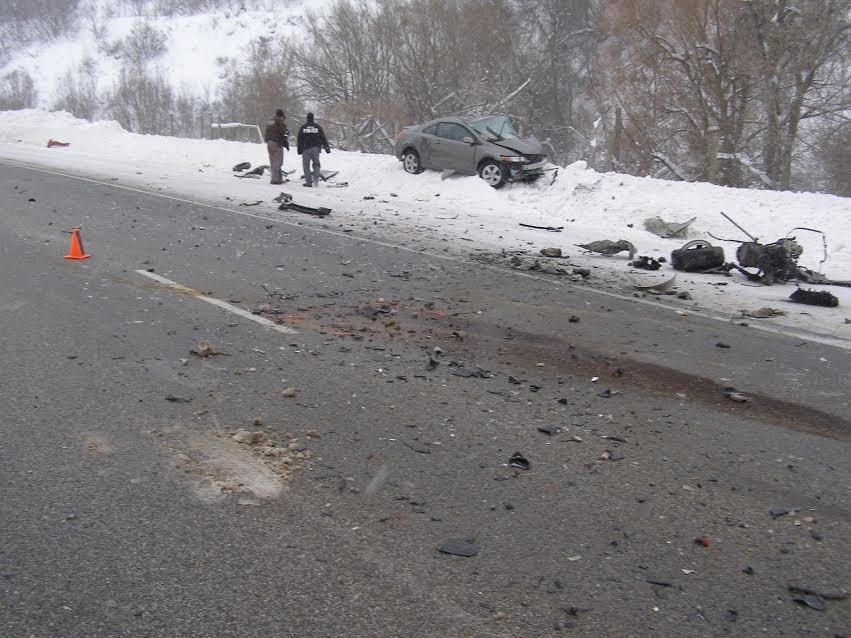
[478, 160, 508, 189]
[402, 149, 424, 174]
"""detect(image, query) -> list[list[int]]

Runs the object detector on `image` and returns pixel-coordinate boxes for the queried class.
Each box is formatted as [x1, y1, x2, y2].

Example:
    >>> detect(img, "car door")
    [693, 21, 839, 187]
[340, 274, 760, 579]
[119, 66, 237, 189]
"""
[416, 123, 440, 169]
[433, 122, 478, 173]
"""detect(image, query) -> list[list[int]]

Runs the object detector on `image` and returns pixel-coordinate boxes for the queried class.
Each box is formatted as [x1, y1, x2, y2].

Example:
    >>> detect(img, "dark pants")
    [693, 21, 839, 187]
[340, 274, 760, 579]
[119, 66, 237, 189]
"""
[302, 146, 321, 184]
[267, 141, 284, 183]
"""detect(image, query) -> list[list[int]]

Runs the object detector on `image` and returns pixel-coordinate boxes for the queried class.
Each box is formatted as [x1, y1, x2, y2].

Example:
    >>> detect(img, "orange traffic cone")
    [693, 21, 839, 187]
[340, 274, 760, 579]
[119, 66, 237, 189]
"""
[64, 227, 91, 260]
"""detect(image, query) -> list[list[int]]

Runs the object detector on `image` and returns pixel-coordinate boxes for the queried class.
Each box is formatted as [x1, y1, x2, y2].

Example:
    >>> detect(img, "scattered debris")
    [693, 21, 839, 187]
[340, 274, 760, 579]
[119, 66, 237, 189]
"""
[47, 139, 70, 148]
[723, 386, 748, 402]
[164, 395, 192, 403]
[677, 291, 692, 300]
[232, 429, 265, 445]
[694, 536, 711, 547]
[508, 452, 530, 470]
[540, 247, 563, 258]
[281, 387, 299, 397]
[192, 339, 216, 357]
[788, 584, 848, 612]
[235, 165, 270, 178]
[597, 388, 619, 398]
[403, 440, 431, 454]
[644, 216, 697, 238]
[273, 192, 293, 204]
[232, 161, 250, 172]
[789, 288, 839, 307]
[645, 578, 672, 587]
[633, 274, 677, 293]
[519, 223, 563, 232]
[716, 342, 731, 349]
[537, 425, 561, 436]
[572, 268, 590, 278]
[239, 200, 263, 206]
[278, 201, 331, 217]
[735, 238, 802, 284]
[451, 363, 492, 378]
[575, 239, 637, 260]
[741, 307, 786, 318]
[769, 506, 802, 518]
[439, 538, 480, 557]
[671, 240, 725, 272]
[630, 255, 661, 270]
[568, 315, 581, 323]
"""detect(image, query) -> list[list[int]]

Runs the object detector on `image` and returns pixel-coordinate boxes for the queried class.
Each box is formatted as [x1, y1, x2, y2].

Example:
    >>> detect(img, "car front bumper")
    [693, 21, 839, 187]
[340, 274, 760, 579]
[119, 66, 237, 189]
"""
[507, 160, 546, 180]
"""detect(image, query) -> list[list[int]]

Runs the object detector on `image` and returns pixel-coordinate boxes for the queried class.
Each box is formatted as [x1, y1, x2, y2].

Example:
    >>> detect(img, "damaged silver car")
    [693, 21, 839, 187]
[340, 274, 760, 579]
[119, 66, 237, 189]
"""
[394, 114, 546, 188]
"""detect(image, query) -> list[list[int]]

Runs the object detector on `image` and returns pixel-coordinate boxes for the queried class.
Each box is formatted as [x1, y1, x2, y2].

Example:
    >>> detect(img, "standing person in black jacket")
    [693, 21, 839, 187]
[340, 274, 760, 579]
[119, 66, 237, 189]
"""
[264, 109, 289, 185]
[296, 112, 330, 187]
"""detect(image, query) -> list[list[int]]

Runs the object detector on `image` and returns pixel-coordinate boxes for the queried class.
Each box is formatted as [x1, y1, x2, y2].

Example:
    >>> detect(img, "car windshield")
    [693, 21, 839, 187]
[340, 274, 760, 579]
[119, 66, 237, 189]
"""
[468, 115, 519, 141]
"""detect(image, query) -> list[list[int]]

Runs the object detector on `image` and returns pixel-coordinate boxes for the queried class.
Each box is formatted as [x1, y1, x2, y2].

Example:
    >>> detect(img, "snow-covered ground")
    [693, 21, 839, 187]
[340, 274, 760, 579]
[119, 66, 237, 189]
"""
[1, 110, 849, 347]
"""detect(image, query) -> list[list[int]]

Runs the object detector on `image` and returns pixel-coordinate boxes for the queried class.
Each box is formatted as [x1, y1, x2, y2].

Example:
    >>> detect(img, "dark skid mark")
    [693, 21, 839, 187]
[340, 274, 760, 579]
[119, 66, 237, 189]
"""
[259, 297, 850, 442]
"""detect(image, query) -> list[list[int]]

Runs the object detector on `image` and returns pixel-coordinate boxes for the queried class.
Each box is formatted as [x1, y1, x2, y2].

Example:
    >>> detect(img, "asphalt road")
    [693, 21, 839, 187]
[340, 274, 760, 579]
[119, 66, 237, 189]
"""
[1, 162, 849, 637]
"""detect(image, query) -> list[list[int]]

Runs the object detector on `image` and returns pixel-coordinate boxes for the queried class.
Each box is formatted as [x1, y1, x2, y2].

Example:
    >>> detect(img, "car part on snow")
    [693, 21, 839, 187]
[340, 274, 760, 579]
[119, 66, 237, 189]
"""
[633, 274, 677, 293]
[235, 164, 270, 178]
[519, 223, 563, 232]
[232, 161, 251, 172]
[47, 139, 70, 147]
[643, 216, 697, 238]
[630, 255, 662, 270]
[273, 192, 293, 204]
[789, 288, 839, 307]
[575, 239, 637, 260]
[735, 237, 803, 284]
[278, 201, 331, 217]
[671, 240, 725, 272]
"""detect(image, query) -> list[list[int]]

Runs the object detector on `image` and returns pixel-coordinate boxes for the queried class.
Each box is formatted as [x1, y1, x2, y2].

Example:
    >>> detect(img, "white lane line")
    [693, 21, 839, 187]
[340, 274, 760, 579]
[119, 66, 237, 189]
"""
[134, 269, 297, 335]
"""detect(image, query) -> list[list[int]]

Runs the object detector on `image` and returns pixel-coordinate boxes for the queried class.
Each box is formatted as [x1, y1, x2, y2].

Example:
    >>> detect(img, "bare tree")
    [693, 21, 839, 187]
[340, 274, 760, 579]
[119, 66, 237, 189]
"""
[214, 36, 304, 132]
[0, 69, 38, 109]
[740, 0, 850, 190]
[52, 56, 100, 119]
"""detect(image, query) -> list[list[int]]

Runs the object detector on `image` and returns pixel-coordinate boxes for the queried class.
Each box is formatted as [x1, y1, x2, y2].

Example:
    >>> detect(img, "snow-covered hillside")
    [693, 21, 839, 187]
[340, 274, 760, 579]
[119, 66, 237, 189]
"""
[1, 110, 849, 347]
[1, 0, 323, 109]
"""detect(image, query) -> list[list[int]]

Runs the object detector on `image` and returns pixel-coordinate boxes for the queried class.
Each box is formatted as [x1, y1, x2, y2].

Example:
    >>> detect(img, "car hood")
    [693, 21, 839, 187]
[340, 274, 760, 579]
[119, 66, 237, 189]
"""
[492, 136, 544, 156]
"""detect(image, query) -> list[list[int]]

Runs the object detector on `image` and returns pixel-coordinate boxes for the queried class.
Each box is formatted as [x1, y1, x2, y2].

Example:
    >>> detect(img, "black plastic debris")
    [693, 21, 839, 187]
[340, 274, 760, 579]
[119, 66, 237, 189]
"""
[792, 593, 826, 611]
[540, 247, 563, 258]
[509, 452, 530, 470]
[788, 584, 849, 610]
[537, 425, 561, 436]
[645, 577, 672, 587]
[716, 342, 731, 349]
[451, 365, 491, 378]
[427, 356, 439, 371]
[568, 315, 581, 323]
[439, 538, 480, 557]
[630, 255, 661, 270]
[279, 201, 331, 217]
[769, 506, 802, 518]
[789, 288, 839, 307]
[572, 268, 591, 278]
[403, 440, 431, 455]
[597, 388, 617, 398]
[508, 375, 524, 384]
[164, 395, 192, 403]
[232, 161, 250, 172]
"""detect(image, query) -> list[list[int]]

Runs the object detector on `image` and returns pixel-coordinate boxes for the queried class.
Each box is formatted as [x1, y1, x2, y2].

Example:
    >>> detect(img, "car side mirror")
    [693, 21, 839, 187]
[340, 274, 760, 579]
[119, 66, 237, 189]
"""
[462, 136, 477, 145]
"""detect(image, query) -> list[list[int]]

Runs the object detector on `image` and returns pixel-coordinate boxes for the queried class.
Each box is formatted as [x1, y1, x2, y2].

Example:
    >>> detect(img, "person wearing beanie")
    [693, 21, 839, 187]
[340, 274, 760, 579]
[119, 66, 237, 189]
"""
[264, 109, 289, 184]
[296, 112, 331, 187]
